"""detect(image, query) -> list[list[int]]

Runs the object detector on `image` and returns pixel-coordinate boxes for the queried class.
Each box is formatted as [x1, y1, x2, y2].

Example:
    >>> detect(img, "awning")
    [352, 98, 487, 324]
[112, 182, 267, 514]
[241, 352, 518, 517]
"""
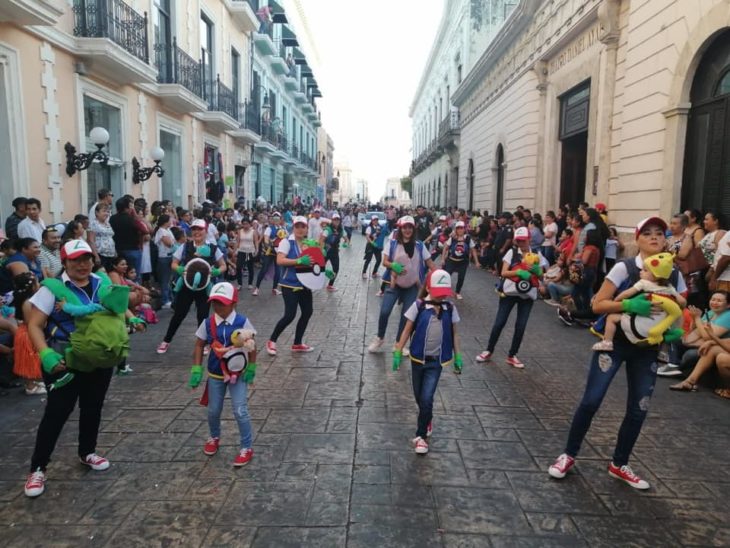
[300, 65, 313, 77]
[268, 0, 288, 23]
[282, 25, 298, 47]
[312, 89, 322, 98]
[293, 47, 307, 65]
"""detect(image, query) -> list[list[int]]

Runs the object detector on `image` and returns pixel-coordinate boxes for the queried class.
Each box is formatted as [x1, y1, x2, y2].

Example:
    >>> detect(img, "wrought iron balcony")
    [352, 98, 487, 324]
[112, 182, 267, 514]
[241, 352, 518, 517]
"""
[438, 109, 461, 147]
[238, 100, 261, 135]
[73, 0, 149, 64]
[203, 76, 237, 120]
[270, 39, 288, 75]
[155, 37, 203, 98]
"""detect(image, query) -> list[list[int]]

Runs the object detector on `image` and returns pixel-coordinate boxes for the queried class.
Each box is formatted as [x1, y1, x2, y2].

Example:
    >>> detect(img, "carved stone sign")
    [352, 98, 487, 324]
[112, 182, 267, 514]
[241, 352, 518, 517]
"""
[549, 24, 601, 74]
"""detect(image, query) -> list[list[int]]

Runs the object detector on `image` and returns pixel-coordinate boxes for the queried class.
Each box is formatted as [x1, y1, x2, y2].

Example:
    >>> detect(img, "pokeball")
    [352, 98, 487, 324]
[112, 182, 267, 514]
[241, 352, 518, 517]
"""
[222, 347, 248, 373]
[183, 258, 212, 291]
[515, 279, 532, 293]
[295, 246, 327, 291]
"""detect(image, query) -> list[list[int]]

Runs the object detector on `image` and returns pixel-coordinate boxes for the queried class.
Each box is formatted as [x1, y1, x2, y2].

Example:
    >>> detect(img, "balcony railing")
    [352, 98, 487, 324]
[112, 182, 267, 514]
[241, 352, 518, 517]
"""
[155, 37, 203, 98]
[73, 0, 149, 64]
[438, 109, 461, 140]
[231, 0, 259, 9]
[203, 75, 237, 120]
[238, 101, 261, 135]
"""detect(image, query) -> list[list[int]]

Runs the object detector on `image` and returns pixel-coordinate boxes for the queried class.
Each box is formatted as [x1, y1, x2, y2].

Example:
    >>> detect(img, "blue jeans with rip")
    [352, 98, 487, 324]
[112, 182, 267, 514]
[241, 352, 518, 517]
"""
[486, 296, 534, 357]
[377, 284, 419, 340]
[564, 337, 657, 466]
[207, 377, 253, 449]
[411, 358, 442, 439]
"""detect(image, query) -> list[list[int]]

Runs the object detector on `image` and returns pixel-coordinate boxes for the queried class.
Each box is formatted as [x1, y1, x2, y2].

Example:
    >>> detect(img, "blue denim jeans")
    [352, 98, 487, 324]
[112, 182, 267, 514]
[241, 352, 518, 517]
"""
[255, 253, 279, 289]
[411, 358, 442, 438]
[547, 282, 573, 302]
[121, 249, 142, 282]
[564, 337, 657, 466]
[157, 256, 172, 304]
[540, 245, 556, 265]
[486, 296, 534, 357]
[206, 377, 253, 450]
[571, 266, 595, 312]
[377, 284, 419, 340]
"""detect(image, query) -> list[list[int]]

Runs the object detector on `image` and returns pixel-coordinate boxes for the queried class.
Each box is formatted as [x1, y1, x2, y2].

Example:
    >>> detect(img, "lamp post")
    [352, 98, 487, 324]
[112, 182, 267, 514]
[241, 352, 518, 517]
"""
[65, 127, 110, 177]
[132, 146, 165, 184]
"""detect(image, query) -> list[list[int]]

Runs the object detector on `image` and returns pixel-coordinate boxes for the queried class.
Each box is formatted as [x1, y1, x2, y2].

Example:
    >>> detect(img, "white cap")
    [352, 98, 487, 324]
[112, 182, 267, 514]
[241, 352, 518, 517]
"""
[455, 221, 465, 228]
[439, 215, 447, 221]
[293, 216, 308, 225]
[399, 215, 415, 226]
[332, 213, 341, 219]
[371, 215, 379, 221]
[60, 239, 93, 260]
[191, 219, 207, 229]
[514, 226, 529, 240]
[320, 217, 332, 224]
[208, 282, 238, 305]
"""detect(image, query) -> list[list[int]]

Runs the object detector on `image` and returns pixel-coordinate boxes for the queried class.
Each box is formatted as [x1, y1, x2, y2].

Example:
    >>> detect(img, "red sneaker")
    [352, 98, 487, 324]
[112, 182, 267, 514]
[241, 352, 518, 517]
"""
[203, 437, 220, 456]
[608, 462, 650, 489]
[291, 344, 314, 353]
[426, 421, 433, 438]
[326, 286, 337, 292]
[24, 469, 45, 497]
[266, 341, 277, 356]
[234, 448, 253, 467]
[548, 453, 575, 479]
[506, 356, 525, 369]
[412, 436, 429, 455]
[80, 453, 110, 471]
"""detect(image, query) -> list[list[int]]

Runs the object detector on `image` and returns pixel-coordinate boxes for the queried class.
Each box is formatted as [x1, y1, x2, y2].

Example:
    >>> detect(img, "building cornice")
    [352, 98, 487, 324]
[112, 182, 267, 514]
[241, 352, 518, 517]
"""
[408, 0, 455, 117]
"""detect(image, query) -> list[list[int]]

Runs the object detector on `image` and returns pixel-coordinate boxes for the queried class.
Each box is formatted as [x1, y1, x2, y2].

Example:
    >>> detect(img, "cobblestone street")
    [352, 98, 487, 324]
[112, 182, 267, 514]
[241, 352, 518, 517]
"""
[0, 236, 729, 547]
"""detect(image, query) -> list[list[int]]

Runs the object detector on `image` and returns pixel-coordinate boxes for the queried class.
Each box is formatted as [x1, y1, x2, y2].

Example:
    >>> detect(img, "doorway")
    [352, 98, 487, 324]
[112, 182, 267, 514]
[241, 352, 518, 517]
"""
[160, 130, 181, 203]
[559, 81, 590, 208]
[682, 30, 730, 218]
[495, 144, 505, 214]
[467, 159, 474, 211]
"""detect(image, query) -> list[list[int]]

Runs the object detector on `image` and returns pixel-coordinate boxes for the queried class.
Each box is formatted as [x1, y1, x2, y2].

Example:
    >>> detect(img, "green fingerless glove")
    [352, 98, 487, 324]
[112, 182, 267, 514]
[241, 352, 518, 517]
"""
[211, 267, 222, 277]
[325, 268, 335, 280]
[515, 269, 531, 281]
[529, 264, 543, 277]
[303, 239, 320, 248]
[39, 348, 64, 374]
[296, 254, 312, 266]
[243, 363, 257, 384]
[342, 243, 349, 248]
[454, 353, 463, 374]
[663, 327, 684, 343]
[175, 265, 185, 275]
[622, 294, 652, 317]
[392, 350, 402, 372]
[189, 365, 203, 388]
[128, 316, 146, 326]
[390, 262, 404, 275]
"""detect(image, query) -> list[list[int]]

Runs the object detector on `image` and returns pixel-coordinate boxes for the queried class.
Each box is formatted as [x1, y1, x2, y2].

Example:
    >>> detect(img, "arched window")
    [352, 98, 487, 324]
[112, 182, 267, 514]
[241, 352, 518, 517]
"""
[496, 144, 505, 214]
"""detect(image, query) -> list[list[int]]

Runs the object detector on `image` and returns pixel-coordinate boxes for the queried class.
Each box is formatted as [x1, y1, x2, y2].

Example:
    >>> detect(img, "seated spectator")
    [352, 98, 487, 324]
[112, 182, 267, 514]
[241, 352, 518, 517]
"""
[544, 256, 572, 306]
[107, 256, 150, 309]
[0, 238, 43, 293]
[39, 228, 62, 280]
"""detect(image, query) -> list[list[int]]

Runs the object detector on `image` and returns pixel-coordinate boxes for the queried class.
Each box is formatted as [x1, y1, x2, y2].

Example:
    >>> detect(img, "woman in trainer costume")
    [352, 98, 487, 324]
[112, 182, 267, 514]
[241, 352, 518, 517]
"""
[156, 219, 226, 354]
[23, 240, 144, 498]
[548, 217, 687, 490]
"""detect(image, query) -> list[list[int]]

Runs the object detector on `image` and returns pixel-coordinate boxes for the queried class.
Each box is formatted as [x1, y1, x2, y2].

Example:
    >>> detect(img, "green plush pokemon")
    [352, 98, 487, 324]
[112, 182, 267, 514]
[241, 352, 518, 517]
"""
[41, 271, 133, 390]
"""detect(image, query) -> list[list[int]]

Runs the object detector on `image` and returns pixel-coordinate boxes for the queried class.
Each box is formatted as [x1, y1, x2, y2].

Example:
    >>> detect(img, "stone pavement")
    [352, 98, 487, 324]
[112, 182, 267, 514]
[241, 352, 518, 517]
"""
[0, 235, 729, 547]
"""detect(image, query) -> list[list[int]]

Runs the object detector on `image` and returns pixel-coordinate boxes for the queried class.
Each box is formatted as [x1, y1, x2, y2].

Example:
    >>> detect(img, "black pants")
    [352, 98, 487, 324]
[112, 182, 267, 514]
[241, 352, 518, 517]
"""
[256, 254, 279, 289]
[270, 287, 313, 345]
[444, 258, 468, 293]
[236, 251, 255, 286]
[31, 367, 113, 471]
[363, 245, 382, 275]
[327, 251, 339, 286]
[164, 287, 209, 343]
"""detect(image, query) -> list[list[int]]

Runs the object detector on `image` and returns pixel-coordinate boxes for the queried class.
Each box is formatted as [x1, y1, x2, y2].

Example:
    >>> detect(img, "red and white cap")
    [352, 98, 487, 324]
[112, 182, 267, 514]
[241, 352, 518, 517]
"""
[60, 239, 94, 260]
[399, 215, 415, 226]
[635, 217, 667, 239]
[455, 221, 465, 228]
[439, 215, 447, 221]
[208, 282, 238, 305]
[191, 219, 207, 229]
[514, 227, 529, 240]
[371, 214, 380, 221]
[293, 215, 308, 226]
[332, 212, 341, 219]
[426, 269, 453, 298]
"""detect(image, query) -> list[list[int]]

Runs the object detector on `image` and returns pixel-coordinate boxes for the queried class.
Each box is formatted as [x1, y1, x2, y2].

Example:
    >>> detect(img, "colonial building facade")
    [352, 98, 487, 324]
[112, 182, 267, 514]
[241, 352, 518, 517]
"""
[0, 0, 326, 225]
[413, 0, 730, 231]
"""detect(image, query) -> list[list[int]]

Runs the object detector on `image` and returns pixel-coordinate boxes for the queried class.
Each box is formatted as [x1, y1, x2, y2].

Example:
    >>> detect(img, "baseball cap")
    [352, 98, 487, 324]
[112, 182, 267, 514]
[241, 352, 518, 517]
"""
[399, 215, 415, 226]
[595, 202, 607, 212]
[439, 215, 447, 221]
[371, 215, 379, 221]
[332, 212, 341, 219]
[208, 282, 238, 305]
[635, 217, 667, 239]
[60, 239, 94, 260]
[293, 215, 308, 225]
[191, 219, 207, 229]
[455, 221, 465, 228]
[271, 211, 281, 218]
[426, 269, 453, 298]
[320, 217, 331, 224]
[514, 227, 529, 240]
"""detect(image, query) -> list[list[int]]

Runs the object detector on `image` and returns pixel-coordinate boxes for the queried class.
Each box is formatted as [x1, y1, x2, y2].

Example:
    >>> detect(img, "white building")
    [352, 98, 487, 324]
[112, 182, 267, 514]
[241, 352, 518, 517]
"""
[333, 160, 352, 205]
[409, 0, 516, 210]
[382, 177, 411, 207]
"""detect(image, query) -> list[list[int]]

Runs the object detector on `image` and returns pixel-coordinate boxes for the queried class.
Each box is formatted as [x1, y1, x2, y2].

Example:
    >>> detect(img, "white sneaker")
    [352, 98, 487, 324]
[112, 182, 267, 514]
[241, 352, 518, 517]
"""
[252, 288, 259, 296]
[413, 436, 429, 454]
[24, 469, 45, 497]
[368, 337, 384, 353]
[25, 383, 47, 396]
[657, 363, 683, 377]
[456, 293, 463, 300]
[161, 302, 172, 309]
[80, 453, 110, 471]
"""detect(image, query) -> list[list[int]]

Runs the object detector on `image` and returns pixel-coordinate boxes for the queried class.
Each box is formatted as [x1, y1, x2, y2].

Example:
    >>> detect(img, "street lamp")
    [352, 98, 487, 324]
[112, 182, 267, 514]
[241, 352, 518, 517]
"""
[65, 127, 110, 177]
[132, 146, 165, 184]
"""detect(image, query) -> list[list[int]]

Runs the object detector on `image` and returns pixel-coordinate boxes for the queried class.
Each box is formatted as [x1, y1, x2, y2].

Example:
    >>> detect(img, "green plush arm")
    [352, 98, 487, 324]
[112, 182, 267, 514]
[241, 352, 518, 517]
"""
[189, 365, 203, 388]
[243, 363, 257, 384]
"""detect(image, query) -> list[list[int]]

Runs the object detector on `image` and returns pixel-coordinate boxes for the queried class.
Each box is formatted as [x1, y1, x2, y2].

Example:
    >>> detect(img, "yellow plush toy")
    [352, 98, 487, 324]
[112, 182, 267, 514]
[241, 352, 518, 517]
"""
[231, 329, 256, 352]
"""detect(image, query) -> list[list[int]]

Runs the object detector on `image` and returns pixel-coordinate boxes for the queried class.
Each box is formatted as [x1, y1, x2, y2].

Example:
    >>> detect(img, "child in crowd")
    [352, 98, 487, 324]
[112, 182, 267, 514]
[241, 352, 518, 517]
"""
[392, 269, 463, 455]
[11, 272, 45, 395]
[189, 282, 257, 466]
[605, 227, 623, 271]
[226, 241, 238, 282]
[592, 252, 685, 352]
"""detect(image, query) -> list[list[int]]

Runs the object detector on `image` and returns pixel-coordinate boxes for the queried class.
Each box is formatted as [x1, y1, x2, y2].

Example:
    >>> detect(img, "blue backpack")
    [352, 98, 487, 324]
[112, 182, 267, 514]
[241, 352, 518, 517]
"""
[382, 239, 428, 284]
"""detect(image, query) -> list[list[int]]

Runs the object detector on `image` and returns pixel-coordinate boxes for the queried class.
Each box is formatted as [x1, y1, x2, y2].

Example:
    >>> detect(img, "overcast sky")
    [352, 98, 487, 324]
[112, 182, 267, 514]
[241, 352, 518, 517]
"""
[295, 0, 444, 199]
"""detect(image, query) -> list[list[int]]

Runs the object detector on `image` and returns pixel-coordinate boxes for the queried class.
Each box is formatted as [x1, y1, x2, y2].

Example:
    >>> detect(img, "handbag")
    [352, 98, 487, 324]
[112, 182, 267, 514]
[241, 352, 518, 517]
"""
[675, 232, 709, 276]
[500, 277, 537, 300]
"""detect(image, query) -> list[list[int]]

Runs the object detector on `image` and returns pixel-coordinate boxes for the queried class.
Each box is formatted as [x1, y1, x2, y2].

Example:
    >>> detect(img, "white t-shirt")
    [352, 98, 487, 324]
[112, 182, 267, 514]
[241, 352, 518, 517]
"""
[277, 235, 297, 255]
[154, 227, 174, 258]
[606, 256, 688, 293]
[172, 243, 224, 262]
[404, 301, 460, 356]
[17, 218, 46, 242]
[195, 311, 256, 340]
[206, 222, 219, 245]
[543, 222, 558, 247]
[308, 217, 322, 241]
[714, 231, 730, 282]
